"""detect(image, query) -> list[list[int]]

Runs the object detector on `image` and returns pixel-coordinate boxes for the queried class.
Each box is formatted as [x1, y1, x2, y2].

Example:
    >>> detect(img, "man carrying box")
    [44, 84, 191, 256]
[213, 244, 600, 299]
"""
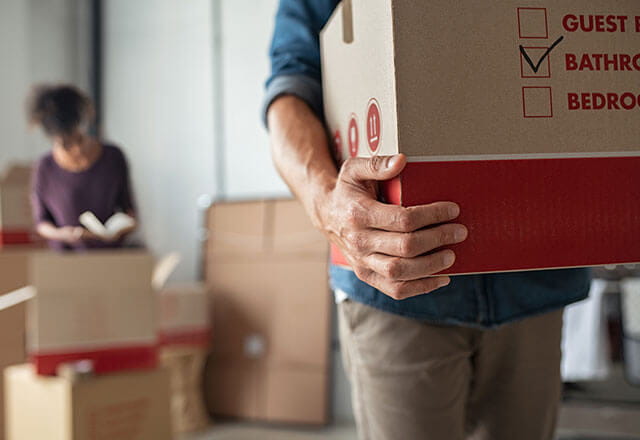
[264, 1, 590, 439]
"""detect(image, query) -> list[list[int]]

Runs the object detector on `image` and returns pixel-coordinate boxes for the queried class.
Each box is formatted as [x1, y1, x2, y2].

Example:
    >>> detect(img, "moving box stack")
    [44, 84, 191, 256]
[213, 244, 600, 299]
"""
[157, 282, 212, 434]
[1, 251, 173, 440]
[0, 163, 44, 440]
[0, 165, 35, 247]
[205, 199, 332, 425]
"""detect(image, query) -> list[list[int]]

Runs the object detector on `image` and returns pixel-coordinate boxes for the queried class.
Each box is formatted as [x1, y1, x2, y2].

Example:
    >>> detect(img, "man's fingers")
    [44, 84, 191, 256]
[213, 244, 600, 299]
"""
[365, 250, 456, 281]
[355, 268, 451, 300]
[352, 200, 460, 232]
[340, 154, 406, 184]
[349, 224, 467, 258]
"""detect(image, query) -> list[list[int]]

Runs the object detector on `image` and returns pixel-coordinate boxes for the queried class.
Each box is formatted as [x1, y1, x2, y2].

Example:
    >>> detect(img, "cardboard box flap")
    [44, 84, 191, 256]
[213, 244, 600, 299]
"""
[208, 201, 268, 255]
[152, 252, 182, 290]
[0, 286, 35, 312]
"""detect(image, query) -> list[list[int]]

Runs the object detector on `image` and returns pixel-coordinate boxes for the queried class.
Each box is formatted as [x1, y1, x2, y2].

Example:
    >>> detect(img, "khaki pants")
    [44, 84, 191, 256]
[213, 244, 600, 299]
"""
[338, 300, 564, 440]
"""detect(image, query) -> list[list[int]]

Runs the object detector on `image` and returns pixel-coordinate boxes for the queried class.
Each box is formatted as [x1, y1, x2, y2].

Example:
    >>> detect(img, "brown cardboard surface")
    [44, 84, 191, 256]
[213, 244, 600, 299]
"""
[157, 283, 210, 335]
[207, 200, 268, 256]
[4, 364, 172, 440]
[0, 249, 33, 295]
[205, 359, 263, 420]
[206, 359, 328, 425]
[264, 368, 328, 425]
[208, 258, 331, 367]
[205, 199, 331, 425]
[28, 251, 156, 353]
[322, 0, 640, 159]
[271, 199, 328, 255]
[0, 165, 33, 230]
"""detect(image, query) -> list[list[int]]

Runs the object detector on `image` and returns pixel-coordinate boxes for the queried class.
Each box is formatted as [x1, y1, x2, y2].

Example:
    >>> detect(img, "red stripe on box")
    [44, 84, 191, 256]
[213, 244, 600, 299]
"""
[0, 230, 32, 246]
[333, 156, 640, 275]
[31, 344, 158, 376]
[158, 327, 212, 348]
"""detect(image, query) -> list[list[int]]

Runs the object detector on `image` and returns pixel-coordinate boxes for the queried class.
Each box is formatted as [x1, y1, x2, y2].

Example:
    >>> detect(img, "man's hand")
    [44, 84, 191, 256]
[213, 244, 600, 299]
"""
[318, 154, 467, 299]
[267, 95, 467, 301]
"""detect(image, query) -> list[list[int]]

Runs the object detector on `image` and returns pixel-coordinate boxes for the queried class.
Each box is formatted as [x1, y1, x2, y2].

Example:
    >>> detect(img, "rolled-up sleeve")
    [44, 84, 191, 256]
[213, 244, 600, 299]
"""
[263, 0, 338, 125]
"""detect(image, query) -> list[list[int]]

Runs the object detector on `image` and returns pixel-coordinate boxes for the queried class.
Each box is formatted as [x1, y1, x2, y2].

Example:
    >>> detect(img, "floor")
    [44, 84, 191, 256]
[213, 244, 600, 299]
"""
[184, 368, 640, 440]
[181, 405, 640, 440]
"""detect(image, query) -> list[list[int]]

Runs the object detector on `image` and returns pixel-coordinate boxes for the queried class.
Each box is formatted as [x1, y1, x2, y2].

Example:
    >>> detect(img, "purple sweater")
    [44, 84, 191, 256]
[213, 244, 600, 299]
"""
[31, 144, 136, 251]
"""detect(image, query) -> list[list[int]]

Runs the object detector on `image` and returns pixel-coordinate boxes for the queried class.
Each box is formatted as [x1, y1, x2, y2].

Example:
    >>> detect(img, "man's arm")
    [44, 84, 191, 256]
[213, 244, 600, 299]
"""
[268, 96, 468, 299]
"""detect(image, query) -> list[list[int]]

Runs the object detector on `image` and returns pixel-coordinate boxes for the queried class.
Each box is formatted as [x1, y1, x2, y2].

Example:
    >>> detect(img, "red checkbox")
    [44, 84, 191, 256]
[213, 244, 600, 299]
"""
[517, 8, 548, 39]
[520, 47, 551, 78]
[522, 87, 553, 118]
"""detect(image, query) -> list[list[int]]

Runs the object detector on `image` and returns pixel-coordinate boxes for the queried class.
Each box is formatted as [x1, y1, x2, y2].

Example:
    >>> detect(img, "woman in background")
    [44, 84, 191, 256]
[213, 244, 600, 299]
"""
[28, 84, 137, 250]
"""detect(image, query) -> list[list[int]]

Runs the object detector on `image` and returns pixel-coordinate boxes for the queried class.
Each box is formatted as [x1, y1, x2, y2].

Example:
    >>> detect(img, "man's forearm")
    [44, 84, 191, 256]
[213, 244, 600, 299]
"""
[267, 95, 337, 229]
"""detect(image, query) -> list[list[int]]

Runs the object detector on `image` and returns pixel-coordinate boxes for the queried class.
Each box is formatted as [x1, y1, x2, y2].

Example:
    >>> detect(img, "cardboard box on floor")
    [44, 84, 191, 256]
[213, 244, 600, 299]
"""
[322, 0, 640, 275]
[205, 199, 331, 425]
[4, 364, 172, 440]
[9, 251, 159, 376]
[0, 165, 34, 247]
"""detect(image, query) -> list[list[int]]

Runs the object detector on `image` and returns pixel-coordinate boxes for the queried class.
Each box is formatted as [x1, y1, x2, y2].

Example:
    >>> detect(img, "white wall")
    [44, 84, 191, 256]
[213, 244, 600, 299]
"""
[103, 0, 216, 282]
[218, 0, 290, 199]
[0, 0, 89, 170]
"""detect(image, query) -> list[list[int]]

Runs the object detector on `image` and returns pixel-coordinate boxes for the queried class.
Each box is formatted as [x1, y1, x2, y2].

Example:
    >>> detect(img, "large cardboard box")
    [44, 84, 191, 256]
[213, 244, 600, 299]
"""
[4, 364, 172, 440]
[22, 251, 158, 375]
[205, 199, 331, 425]
[322, 0, 640, 274]
[0, 165, 33, 247]
[157, 283, 211, 347]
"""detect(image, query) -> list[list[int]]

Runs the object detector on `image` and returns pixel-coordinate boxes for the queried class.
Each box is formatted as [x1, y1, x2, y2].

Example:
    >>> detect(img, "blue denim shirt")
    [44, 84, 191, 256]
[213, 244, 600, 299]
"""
[264, 0, 590, 328]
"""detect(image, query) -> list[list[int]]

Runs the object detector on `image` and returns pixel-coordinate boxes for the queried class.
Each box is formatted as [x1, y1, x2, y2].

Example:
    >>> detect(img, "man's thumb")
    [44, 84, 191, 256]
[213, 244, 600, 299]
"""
[342, 154, 406, 183]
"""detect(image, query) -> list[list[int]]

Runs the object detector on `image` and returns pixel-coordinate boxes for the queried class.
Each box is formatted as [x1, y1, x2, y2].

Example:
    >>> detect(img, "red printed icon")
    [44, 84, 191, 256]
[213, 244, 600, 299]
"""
[333, 130, 343, 161]
[348, 115, 359, 157]
[366, 99, 381, 153]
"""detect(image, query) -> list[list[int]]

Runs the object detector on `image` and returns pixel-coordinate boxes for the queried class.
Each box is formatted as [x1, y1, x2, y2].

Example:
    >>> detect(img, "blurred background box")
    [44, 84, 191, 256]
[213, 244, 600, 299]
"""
[24, 251, 158, 375]
[0, 165, 34, 247]
[4, 364, 172, 440]
[160, 346, 210, 434]
[204, 199, 331, 425]
[157, 283, 211, 348]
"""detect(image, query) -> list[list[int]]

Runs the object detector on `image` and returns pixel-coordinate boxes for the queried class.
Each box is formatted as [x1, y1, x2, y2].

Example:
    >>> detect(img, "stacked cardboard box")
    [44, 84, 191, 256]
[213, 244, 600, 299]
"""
[0, 249, 39, 440]
[0, 165, 34, 247]
[157, 283, 212, 433]
[4, 364, 172, 440]
[322, 0, 640, 274]
[24, 251, 158, 376]
[1, 251, 174, 439]
[205, 199, 331, 425]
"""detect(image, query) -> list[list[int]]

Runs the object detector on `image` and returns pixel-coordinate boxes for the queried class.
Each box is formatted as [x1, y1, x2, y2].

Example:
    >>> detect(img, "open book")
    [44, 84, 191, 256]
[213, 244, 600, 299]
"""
[79, 211, 135, 240]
